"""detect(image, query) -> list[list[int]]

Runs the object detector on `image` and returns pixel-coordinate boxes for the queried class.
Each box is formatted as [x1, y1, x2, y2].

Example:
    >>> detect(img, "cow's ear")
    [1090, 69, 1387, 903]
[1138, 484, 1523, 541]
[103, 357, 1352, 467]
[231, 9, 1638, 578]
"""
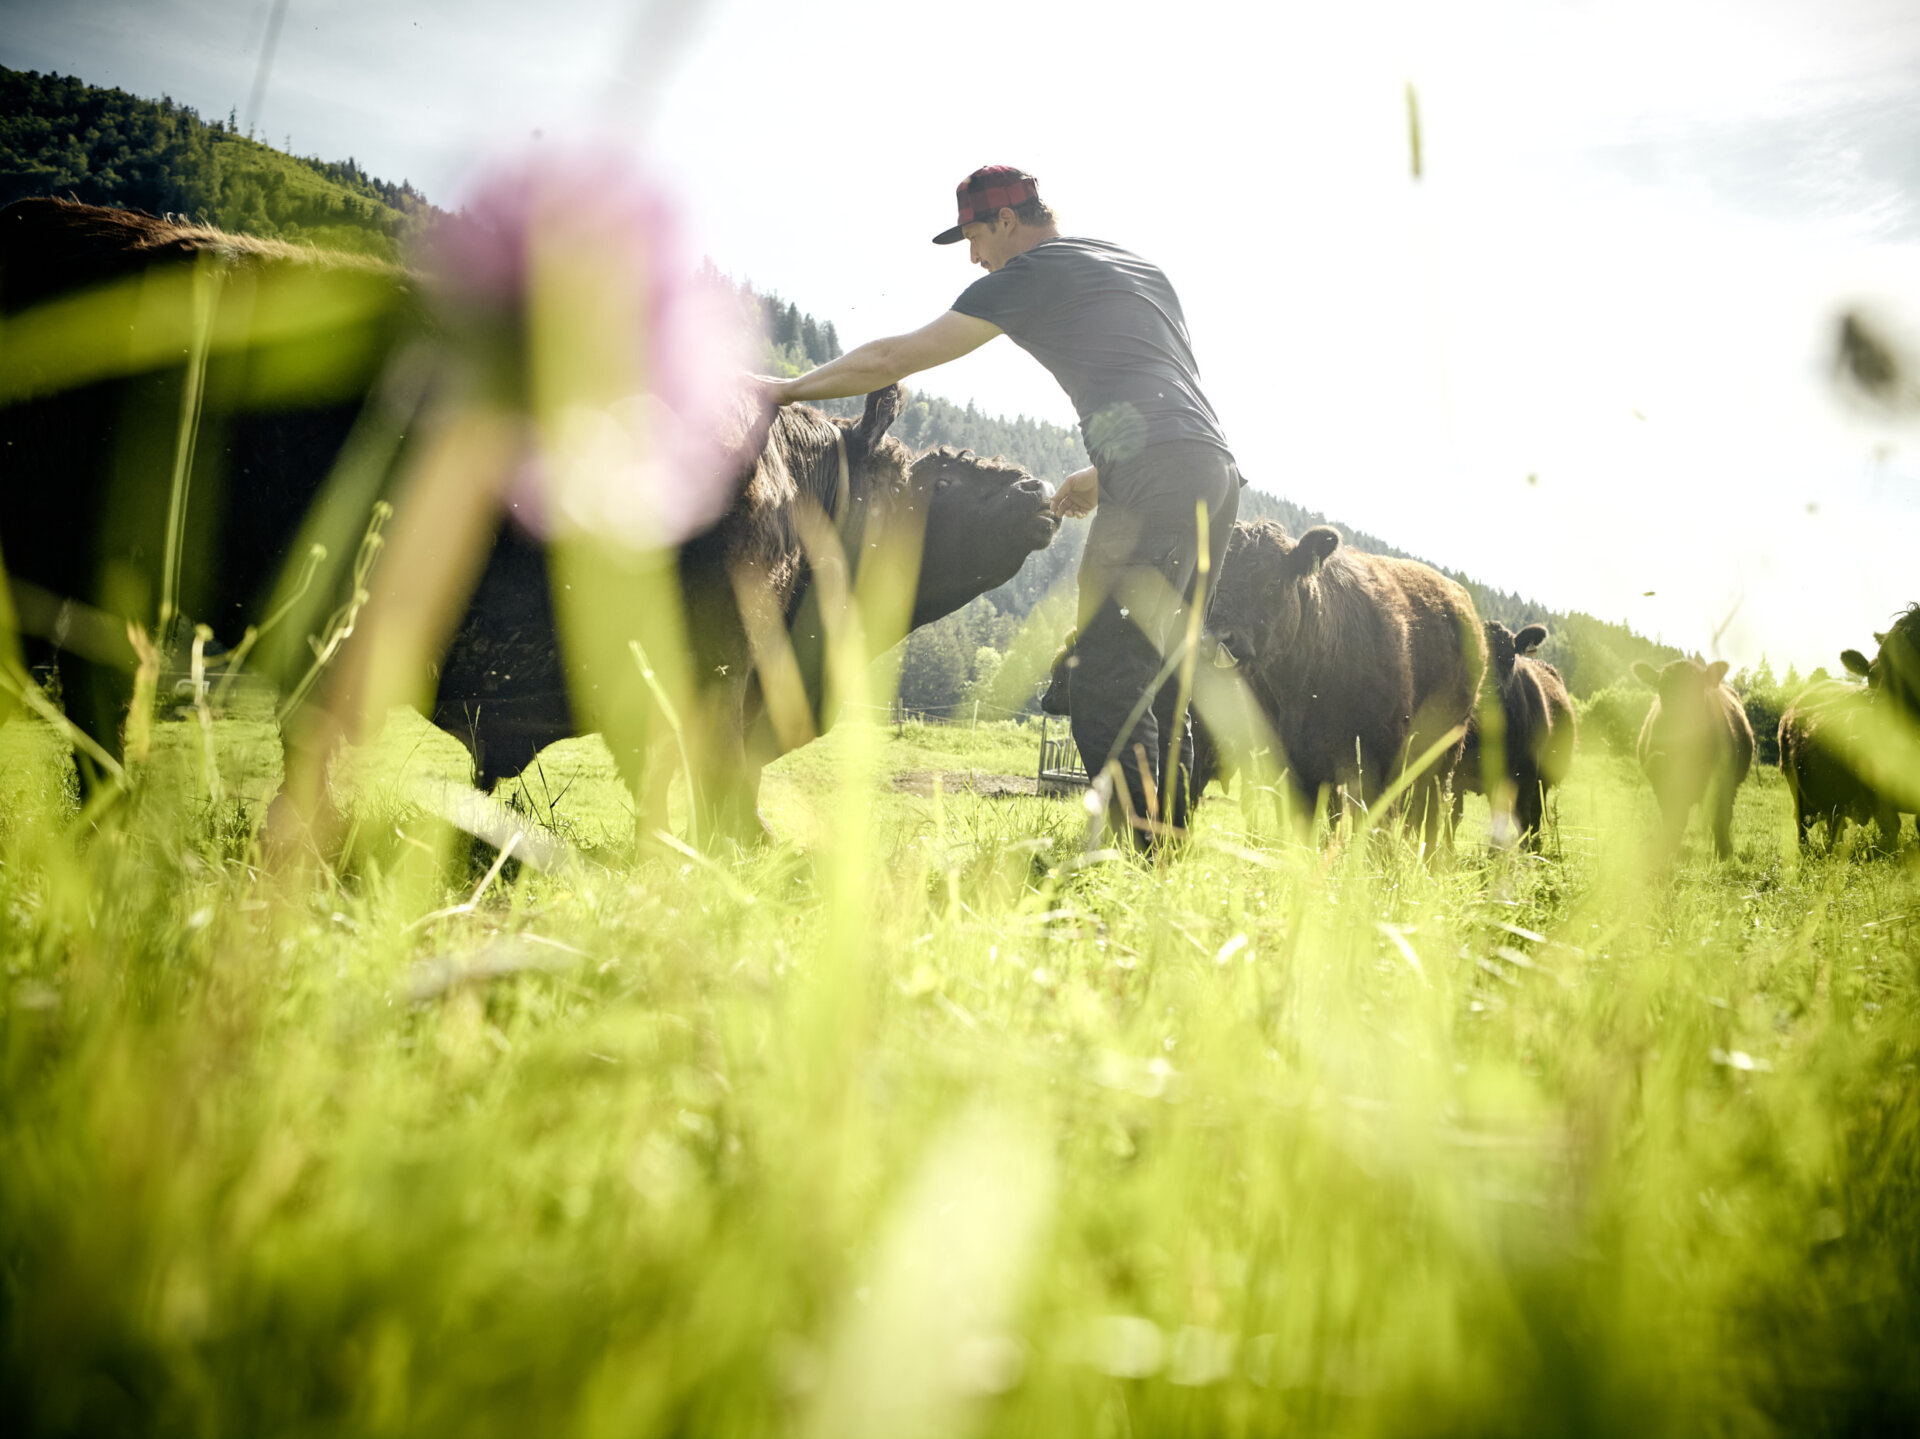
[1706, 660, 1730, 685]
[1296, 525, 1342, 574]
[1631, 661, 1660, 688]
[1484, 620, 1510, 645]
[851, 384, 905, 452]
[1841, 648, 1872, 677]
[1514, 624, 1547, 654]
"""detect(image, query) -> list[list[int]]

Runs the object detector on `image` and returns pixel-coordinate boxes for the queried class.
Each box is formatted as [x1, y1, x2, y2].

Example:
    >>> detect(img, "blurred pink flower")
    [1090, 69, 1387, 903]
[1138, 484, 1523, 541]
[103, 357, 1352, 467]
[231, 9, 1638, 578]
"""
[417, 147, 761, 548]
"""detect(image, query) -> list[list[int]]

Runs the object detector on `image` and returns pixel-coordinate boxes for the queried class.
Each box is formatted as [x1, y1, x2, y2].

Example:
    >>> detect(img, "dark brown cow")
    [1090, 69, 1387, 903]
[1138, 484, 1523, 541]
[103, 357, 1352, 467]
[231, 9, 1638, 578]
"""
[1207, 521, 1485, 844]
[1826, 600, 1920, 842]
[1453, 622, 1577, 846]
[0, 198, 1060, 846]
[1778, 680, 1895, 850]
[428, 404, 1059, 842]
[1841, 604, 1920, 731]
[1631, 658, 1754, 858]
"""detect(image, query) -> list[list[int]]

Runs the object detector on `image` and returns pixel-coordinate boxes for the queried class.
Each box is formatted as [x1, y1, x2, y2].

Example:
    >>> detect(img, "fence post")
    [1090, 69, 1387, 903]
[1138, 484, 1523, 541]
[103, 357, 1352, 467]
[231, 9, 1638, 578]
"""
[972, 698, 979, 735]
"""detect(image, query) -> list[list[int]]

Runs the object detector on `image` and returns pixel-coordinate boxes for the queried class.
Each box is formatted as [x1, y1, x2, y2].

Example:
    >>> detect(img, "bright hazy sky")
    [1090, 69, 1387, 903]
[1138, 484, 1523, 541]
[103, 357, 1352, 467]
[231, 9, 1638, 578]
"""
[7, 0, 1919, 670]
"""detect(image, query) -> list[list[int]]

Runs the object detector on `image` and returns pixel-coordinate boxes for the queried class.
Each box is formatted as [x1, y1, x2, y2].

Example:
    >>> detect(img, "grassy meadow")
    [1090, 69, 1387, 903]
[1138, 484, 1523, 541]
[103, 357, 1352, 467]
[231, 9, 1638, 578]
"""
[3, 701, 1918, 1437]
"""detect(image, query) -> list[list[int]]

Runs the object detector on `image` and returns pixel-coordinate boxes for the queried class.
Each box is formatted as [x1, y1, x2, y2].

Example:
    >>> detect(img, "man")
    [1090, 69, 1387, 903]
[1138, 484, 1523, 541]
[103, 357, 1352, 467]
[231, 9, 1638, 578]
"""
[762, 165, 1242, 846]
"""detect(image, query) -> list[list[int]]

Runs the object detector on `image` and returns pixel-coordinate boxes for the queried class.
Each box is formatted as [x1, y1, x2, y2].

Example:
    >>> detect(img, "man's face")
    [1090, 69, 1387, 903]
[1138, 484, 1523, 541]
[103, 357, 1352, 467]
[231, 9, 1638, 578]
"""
[963, 212, 1018, 272]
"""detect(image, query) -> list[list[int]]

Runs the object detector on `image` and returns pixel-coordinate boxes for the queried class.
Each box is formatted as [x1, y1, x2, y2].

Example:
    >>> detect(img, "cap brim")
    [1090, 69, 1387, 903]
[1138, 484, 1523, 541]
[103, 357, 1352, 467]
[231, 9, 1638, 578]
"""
[932, 225, 964, 245]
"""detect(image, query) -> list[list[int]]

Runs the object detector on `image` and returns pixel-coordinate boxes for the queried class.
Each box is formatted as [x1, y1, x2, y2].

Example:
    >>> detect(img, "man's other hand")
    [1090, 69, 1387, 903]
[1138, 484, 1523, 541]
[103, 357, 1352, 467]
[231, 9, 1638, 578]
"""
[1051, 465, 1099, 517]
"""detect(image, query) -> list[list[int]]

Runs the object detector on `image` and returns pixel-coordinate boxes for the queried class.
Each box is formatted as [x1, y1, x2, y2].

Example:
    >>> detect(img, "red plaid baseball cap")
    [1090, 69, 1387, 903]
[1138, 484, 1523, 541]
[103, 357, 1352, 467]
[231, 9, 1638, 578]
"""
[932, 165, 1041, 244]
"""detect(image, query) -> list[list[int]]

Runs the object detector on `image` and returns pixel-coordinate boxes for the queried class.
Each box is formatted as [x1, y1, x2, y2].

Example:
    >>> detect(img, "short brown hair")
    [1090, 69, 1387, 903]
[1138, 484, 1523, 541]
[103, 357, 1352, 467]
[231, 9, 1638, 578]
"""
[1011, 195, 1056, 227]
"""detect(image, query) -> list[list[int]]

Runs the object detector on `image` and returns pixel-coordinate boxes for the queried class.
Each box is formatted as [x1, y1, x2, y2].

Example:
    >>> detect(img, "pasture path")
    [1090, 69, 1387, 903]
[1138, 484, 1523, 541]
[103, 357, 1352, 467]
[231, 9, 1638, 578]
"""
[890, 769, 1050, 799]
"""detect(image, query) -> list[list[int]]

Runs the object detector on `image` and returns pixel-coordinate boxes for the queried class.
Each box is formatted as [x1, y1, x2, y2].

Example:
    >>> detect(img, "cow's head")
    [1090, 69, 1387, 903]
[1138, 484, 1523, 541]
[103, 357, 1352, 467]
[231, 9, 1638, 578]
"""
[1486, 621, 1548, 682]
[1632, 658, 1733, 757]
[1039, 628, 1078, 715]
[1208, 520, 1342, 669]
[1842, 603, 1920, 719]
[900, 446, 1059, 628]
[1633, 657, 1730, 700]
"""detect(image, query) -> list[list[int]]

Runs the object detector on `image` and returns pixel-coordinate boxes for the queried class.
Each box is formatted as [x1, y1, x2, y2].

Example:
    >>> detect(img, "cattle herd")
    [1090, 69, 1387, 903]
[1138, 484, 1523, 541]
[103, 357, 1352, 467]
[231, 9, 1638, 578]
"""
[1, 197, 1915, 860]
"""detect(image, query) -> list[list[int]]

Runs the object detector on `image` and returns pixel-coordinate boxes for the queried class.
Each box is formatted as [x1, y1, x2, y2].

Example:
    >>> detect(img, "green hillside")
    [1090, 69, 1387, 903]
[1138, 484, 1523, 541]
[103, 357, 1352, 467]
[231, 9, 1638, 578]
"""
[0, 67, 433, 259]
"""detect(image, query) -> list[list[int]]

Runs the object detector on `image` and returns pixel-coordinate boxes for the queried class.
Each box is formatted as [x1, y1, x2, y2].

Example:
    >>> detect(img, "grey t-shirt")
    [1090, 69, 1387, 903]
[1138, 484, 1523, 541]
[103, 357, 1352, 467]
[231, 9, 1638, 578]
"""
[950, 236, 1232, 470]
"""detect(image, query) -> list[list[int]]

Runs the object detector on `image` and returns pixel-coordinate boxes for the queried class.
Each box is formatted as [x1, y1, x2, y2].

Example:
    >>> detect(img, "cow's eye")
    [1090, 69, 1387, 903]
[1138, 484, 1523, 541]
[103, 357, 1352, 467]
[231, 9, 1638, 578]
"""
[936, 476, 952, 490]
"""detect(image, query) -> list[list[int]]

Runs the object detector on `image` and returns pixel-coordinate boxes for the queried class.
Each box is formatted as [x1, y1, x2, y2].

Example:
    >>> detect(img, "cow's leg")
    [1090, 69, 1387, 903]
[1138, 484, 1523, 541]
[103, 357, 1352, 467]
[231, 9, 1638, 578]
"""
[1710, 781, 1736, 860]
[686, 733, 768, 851]
[1516, 773, 1546, 847]
[1653, 790, 1688, 858]
[54, 649, 132, 800]
[1406, 771, 1446, 854]
[602, 725, 673, 853]
[705, 762, 770, 850]
[1873, 800, 1900, 854]
[682, 698, 774, 852]
[430, 702, 489, 790]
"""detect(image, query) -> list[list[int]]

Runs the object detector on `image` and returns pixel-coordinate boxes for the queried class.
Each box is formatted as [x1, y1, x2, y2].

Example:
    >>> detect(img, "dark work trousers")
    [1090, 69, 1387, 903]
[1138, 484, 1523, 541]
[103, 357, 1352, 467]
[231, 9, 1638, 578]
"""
[1070, 442, 1240, 846]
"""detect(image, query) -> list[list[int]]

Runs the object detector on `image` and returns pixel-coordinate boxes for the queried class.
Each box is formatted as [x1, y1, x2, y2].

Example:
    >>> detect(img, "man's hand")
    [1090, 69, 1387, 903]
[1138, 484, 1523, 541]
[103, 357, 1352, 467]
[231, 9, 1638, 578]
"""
[1051, 464, 1099, 517]
[751, 374, 795, 407]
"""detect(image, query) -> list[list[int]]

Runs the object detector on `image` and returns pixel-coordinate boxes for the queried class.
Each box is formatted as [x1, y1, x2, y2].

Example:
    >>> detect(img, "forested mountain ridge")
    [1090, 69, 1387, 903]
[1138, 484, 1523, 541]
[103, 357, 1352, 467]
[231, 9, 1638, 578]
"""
[1, 67, 433, 258]
[1, 66, 1682, 714]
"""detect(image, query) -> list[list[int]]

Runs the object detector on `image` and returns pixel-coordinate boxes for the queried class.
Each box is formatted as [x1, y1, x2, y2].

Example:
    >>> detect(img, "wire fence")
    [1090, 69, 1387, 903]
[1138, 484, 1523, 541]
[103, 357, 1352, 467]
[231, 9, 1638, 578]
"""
[840, 696, 1055, 731]
[837, 698, 1092, 791]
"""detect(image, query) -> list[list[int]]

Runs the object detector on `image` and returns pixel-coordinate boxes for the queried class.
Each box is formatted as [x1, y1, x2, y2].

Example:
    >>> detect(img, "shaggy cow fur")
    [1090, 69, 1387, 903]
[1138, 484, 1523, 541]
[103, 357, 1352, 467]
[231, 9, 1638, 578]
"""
[1631, 657, 1755, 858]
[1207, 521, 1485, 845]
[441, 395, 1060, 842]
[1453, 622, 1577, 846]
[1841, 603, 1920, 722]
[1778, 681, 1897, 850]
[1829, 600, 1920, 844]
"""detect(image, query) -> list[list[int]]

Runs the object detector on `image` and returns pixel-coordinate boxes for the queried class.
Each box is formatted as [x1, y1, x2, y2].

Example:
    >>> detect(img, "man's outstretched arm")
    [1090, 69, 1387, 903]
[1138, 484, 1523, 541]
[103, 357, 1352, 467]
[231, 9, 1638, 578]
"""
[766, 311, 1001, 405]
